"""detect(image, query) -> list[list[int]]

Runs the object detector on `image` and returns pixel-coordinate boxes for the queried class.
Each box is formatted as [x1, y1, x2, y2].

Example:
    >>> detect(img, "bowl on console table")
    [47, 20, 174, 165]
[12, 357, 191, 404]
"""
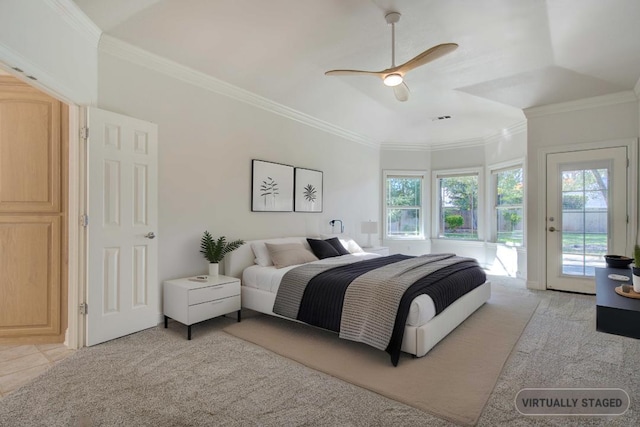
[604, 255, 633, 269]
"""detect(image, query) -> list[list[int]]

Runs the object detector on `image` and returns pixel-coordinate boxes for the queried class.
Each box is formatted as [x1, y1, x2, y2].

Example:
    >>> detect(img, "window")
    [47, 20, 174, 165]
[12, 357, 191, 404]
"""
[494, 166, 524, 246]
[560, 166, 608, 275]
[384, 171, 425, 238]
[434, 169, 482, 240]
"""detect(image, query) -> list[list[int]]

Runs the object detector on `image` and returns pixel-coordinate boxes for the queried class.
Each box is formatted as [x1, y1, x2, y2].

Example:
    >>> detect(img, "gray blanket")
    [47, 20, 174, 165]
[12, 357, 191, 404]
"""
[339, 254, 458, 350]
[274, 254, 469, 351]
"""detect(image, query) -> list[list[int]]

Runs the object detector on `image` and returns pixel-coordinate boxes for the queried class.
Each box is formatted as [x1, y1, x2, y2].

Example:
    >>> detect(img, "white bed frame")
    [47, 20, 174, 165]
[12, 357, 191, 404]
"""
[224, 240, 491, 358]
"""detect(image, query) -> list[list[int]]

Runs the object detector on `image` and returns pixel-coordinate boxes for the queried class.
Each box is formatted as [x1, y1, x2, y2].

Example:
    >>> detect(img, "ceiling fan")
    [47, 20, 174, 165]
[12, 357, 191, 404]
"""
[325, 12, 458, 102]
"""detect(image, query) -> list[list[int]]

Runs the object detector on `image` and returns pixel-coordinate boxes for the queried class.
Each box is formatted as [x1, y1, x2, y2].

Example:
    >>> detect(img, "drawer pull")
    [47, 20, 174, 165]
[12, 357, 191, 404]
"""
[210, 300, 223, 305]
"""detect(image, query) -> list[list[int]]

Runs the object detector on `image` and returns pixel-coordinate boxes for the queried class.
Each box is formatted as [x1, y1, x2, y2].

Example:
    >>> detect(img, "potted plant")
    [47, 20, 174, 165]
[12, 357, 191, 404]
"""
[200, 231, 244, 276]
[633, 244, 640, 293]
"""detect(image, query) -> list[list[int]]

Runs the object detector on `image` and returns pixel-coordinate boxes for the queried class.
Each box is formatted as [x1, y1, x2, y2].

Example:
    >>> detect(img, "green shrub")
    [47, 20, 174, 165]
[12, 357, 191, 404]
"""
[444, 214, 463, 230]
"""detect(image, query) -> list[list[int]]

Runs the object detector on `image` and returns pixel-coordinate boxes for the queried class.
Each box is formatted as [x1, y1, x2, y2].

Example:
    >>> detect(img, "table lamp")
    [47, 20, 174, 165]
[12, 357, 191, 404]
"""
[361, 220, 378, 248]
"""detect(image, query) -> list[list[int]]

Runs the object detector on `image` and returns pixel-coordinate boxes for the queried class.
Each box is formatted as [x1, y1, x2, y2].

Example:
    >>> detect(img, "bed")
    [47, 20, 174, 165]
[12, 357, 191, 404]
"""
[224, 236, 491, 365]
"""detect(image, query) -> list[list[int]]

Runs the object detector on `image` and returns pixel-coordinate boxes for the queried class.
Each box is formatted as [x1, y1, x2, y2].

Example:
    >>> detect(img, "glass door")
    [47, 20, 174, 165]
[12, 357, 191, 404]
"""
[546, 147, 627, 293]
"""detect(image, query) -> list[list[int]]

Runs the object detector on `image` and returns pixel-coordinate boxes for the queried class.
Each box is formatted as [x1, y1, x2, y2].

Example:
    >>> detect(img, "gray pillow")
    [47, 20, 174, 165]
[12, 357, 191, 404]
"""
[307, 238, 341, 259]
[324, 237, 351, 255]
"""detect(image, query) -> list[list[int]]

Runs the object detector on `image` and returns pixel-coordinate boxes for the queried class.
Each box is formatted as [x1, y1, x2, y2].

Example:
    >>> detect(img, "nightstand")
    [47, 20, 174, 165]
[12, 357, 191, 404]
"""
[363, 246, 390, 256]
[163, 274, 241, 340]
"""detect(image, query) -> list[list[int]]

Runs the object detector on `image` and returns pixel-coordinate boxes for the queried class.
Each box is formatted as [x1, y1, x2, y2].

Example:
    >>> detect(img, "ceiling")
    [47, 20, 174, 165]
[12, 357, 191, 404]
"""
[73, 0, 640, 148]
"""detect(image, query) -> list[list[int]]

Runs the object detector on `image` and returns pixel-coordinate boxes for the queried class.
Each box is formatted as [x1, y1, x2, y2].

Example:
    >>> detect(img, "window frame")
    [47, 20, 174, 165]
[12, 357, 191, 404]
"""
[432, 167, 484, 241]
[383, 170, 428, 240]
[489, 160, 525, 246]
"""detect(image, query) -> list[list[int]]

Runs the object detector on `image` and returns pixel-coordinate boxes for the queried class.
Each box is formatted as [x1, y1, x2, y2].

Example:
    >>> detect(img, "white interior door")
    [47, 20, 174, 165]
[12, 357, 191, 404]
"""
[546, 147, 627, 293]
[86, 107, 158, 346]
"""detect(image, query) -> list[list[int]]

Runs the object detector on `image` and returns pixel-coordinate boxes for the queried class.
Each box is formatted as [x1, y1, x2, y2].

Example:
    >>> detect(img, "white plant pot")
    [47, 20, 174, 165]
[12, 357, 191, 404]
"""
[208, 262, 219, 276]
[633, 273, 640, 293]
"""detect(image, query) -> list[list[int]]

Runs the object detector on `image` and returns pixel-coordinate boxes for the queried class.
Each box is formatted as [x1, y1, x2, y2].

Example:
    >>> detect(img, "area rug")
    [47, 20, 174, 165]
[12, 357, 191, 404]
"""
[223, 285, 539, 426]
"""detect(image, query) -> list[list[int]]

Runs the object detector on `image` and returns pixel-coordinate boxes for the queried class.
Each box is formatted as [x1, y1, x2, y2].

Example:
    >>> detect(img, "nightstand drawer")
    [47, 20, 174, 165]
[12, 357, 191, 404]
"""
[188, 281, 240, 305]
[189, 295, 241, 324]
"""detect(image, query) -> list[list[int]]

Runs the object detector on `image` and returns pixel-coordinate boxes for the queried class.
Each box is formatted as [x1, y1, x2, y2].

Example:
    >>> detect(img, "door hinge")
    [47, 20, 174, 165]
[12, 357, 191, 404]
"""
[80, 127, 89, 140]
[79, 302, 88, 315]
[80, 214, 89, 227]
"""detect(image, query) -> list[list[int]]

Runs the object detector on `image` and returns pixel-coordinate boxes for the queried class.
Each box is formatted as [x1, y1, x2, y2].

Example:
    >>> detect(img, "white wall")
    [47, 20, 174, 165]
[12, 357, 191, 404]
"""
[381, 149, 431, 171]
[525, 95, 639, 289]
[431, 144, 486, 170]
[97, 51, 381, 290]
[484, 128, 527, 166]
[0, 0, 98, 105]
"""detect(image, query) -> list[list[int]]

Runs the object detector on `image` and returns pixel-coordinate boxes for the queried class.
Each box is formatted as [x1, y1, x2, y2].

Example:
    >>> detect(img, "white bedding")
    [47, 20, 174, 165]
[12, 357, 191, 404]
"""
[242, 253, 437, 327]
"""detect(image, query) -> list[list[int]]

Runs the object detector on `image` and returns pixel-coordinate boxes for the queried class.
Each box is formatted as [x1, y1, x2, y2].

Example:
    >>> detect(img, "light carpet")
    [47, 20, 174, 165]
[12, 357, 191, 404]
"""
[3, 281, 640, 425]
[223, 285, 539, 426]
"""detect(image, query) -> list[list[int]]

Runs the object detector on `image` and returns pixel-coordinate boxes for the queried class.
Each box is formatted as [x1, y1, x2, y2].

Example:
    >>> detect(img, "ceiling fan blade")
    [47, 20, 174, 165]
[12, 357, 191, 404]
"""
[325, 69, 385, 77]
[395, 43, 458, 74]
[393, 82, 409, 102]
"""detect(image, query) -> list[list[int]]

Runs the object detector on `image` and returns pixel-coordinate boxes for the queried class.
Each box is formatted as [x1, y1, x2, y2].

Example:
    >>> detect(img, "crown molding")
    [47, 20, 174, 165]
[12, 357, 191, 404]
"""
[99, 35, 379, 148]
[523, 91, 638, 118]
[429, 136, 486, 152]
[380, 137, 485, 152]
[379, 143, 431, 151]
[44, 0, 102, 45]
[380, 120, 527, 152]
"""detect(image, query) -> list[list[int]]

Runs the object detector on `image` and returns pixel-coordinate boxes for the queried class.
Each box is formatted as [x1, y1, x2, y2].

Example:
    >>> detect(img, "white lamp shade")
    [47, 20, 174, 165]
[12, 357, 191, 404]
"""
[361, 221, 378, 234]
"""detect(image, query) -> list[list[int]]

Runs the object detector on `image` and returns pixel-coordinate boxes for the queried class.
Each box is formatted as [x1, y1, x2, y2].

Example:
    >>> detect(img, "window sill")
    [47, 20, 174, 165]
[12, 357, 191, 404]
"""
[385, 236, 426, 241]
[435, 238, 481, 242]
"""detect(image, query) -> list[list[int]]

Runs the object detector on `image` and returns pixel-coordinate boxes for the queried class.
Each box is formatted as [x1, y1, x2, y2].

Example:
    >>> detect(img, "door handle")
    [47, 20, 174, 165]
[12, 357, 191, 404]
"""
[144, 232, 156, 239]
[548, 226, 556, 232]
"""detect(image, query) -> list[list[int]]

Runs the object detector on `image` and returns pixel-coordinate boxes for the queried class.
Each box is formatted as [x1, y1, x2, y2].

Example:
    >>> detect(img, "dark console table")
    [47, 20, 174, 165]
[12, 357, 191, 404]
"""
[595, 267, 640, 339]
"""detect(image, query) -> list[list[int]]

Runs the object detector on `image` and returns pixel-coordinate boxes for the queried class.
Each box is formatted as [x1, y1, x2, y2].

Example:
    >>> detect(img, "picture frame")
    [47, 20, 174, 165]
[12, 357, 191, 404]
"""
[294, 167, 323, 212]
[251, 159, 294, 212]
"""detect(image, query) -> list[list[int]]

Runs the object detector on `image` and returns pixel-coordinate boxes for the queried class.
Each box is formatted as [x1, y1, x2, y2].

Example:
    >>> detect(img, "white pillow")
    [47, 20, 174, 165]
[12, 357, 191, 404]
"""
[348, 239, 365, 254]
[250, 237, 308, 266]
[320, 234, 364, 254]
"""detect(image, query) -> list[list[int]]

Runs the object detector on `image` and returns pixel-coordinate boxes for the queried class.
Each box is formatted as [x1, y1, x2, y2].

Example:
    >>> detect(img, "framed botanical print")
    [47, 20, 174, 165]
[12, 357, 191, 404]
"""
[251, 159, 294, 212]
[294, 167, 323, 212]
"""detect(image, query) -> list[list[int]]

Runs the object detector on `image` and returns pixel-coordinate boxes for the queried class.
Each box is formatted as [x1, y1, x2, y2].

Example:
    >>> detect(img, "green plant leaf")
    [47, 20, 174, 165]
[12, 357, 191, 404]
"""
[200, 231, 245, 263]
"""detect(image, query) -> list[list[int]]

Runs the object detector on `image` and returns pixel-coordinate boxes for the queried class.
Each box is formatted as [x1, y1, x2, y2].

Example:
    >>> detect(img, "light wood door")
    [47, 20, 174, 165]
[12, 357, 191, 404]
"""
[0, 76, 67, 342]
[0, 216, 60, 336]
[87, 107, 158, 346]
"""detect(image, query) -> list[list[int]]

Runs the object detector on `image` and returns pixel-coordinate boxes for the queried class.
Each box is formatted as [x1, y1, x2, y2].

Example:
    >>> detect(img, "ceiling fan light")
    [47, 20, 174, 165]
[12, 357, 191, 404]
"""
[383, 73, 403, 87]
